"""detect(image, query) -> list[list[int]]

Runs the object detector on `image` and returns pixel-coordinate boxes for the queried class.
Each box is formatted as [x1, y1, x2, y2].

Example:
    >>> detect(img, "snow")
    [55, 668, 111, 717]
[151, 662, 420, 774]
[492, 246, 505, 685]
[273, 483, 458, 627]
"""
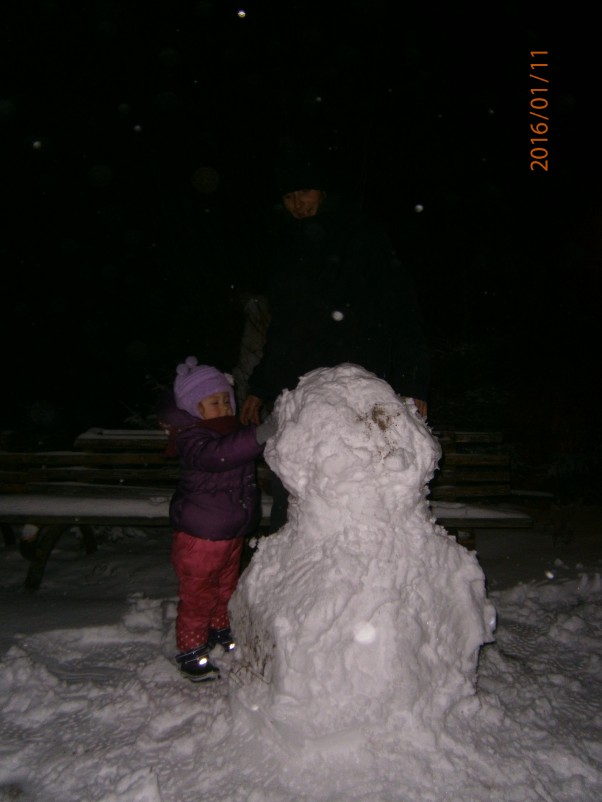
[430, 501, 532, 521]
[0, 493, 171, 520]
[0, 489, 531, 527]
[1, 365, 602, 802]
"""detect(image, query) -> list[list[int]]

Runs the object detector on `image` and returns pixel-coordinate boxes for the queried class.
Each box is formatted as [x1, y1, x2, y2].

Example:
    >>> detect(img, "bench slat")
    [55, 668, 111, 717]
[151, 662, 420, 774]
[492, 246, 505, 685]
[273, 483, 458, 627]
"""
[430, 484, 512, 500]
[437, 453, 509, 467]
[25, 482, 174, 499]
[74, 428, 168, 451]
[0, 452, 172, 467]
[433, 430, 504, 444]
[0, 467, 179, 487]
[433, 470, 510, 484]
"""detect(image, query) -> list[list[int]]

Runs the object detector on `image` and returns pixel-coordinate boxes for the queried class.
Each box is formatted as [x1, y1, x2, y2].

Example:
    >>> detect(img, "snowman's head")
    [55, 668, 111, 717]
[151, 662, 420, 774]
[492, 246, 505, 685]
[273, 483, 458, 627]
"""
[265, 364, 441, 506]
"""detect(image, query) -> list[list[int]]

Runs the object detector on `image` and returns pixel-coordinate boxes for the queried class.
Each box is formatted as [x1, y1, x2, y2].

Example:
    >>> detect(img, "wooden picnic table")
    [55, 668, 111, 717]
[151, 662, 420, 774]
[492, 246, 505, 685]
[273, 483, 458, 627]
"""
[0, 426, 533, 590]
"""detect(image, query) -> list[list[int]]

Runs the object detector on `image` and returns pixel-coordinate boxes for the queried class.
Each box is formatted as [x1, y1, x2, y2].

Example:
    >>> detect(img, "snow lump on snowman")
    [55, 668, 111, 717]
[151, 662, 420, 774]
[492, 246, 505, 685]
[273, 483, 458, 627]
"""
[228, 364, 495, 744]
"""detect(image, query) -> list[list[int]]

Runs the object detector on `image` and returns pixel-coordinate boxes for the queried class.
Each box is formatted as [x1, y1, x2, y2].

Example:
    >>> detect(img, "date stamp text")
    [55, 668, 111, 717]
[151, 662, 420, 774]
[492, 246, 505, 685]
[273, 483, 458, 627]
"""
[530, 52, 549, 171]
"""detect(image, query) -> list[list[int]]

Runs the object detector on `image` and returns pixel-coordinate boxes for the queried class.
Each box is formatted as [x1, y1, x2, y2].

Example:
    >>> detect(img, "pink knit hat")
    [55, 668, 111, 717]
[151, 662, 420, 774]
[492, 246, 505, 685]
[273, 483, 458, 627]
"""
[173, 356, 236, 419]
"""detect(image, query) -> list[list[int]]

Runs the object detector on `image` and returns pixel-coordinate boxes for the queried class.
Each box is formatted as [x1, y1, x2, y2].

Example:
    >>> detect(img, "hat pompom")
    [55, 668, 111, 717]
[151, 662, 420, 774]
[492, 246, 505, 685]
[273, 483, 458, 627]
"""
[176, 356, 198, 377]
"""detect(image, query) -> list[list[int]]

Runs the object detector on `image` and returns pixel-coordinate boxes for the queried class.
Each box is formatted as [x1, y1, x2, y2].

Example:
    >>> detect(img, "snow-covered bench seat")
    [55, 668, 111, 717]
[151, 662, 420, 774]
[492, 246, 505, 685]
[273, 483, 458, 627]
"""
[429, 499, 532, 531]
[0, 485, 172, 526]
[0, 486, 173, 590]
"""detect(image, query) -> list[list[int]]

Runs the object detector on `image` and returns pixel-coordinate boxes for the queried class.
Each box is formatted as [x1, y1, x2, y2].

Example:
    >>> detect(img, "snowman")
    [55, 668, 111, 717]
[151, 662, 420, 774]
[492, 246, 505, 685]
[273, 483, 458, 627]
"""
[228, 364, 495, 746]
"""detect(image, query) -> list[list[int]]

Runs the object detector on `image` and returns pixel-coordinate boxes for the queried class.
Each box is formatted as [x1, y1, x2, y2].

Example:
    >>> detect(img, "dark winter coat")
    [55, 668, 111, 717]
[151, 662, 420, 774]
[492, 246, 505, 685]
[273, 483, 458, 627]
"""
[248, 194, 430, 404]
[158, 393, 263, 540]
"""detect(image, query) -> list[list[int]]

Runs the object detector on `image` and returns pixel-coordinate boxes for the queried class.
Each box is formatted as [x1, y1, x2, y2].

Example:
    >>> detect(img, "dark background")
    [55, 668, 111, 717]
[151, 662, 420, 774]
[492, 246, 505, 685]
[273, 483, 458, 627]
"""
[1, 1, 600, 495]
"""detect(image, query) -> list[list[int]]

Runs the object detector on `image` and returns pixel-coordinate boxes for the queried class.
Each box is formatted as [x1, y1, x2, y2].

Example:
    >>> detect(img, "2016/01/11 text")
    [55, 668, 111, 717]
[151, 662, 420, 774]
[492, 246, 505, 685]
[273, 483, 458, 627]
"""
[530, 52, 549, 171]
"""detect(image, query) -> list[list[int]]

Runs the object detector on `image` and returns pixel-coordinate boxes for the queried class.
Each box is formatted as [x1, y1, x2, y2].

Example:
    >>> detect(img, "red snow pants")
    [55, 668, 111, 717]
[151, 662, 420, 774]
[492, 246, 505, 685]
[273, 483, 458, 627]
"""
[172, 531, 244, 653]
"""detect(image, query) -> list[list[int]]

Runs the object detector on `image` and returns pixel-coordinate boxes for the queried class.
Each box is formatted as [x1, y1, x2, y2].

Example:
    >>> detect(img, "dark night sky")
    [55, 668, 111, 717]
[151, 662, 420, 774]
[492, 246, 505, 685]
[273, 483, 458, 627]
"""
[1, 1, 600, 461]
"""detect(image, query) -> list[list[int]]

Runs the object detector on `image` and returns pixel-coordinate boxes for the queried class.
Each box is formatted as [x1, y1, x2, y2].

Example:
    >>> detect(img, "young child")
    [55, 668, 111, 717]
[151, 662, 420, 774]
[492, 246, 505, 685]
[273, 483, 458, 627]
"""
[160, 356, 275, 682]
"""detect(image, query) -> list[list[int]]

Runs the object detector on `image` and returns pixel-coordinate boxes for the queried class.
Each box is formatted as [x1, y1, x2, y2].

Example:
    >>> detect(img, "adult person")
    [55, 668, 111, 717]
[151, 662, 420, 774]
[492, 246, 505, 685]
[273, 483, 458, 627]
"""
[240, 146, 430, 531]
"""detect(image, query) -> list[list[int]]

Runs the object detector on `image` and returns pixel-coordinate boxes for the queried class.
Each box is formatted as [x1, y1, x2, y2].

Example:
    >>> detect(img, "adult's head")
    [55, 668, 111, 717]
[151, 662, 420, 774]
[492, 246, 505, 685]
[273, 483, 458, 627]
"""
[282, 189, 325, 220]
[273, 142, 331, 219]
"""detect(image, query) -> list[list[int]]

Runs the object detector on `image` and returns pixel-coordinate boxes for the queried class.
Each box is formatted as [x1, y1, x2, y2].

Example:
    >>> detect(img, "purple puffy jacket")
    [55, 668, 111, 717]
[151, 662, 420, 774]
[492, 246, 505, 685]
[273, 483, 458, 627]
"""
[158, 392, 264, 540]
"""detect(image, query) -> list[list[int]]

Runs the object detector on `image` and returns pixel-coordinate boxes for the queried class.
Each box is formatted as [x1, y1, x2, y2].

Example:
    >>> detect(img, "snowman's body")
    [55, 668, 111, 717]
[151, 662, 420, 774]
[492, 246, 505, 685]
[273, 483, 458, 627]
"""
[229, 364, 495, 743]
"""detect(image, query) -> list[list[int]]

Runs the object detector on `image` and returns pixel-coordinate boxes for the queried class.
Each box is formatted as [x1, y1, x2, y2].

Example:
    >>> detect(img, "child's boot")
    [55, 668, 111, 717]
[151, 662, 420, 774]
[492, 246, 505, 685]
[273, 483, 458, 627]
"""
[208, 626, 236, 652]
[175, 644, 220, 682]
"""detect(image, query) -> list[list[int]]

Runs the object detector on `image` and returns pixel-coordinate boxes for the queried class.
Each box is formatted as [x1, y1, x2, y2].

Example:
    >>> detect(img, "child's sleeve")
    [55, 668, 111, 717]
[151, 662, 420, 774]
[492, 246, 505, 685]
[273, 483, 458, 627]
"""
[176, 425, 264, 471]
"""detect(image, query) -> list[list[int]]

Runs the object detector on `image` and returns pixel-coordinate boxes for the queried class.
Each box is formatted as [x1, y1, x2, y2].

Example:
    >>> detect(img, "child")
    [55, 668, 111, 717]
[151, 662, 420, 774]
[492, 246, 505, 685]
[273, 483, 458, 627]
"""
[160, 356, 275, 682]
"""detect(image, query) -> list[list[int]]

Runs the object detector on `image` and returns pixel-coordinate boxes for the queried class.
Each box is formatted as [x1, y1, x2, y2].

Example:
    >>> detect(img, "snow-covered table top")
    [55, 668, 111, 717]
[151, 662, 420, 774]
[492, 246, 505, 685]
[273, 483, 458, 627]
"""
[0, 492, 531, 529]
[430, 501, 532, 522]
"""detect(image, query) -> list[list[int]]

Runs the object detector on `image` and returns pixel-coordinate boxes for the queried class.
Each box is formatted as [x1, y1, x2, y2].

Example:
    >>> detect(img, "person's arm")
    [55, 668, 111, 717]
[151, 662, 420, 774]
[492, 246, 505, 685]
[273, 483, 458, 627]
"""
[176, 425, 264, 471]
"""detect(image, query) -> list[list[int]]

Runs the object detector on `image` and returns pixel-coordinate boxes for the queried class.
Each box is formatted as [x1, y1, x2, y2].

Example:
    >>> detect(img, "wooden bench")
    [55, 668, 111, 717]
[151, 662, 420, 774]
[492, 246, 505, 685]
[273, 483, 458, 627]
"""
[0, 427, 532, 590]
[427, 429, 533, 546]
[0, 428, 178, 589]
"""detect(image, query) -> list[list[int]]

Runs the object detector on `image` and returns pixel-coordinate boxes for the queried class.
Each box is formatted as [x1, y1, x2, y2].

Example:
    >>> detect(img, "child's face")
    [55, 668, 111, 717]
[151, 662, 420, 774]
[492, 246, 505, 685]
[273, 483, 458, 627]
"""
[198, 391, 233, 420]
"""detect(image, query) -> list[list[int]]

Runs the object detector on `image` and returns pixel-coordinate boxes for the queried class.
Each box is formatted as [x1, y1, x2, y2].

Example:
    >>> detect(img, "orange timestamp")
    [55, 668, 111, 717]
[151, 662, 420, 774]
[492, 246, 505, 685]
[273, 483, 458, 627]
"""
[530, 51, 549, 171]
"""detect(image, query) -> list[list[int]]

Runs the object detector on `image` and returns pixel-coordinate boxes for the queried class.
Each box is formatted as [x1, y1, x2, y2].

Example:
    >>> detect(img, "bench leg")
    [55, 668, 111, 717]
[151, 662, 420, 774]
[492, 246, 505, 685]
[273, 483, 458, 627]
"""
[24, 525, 68, 591]
[79, 525, 98, 555]
[449, 527, 476, 550]
[1, 524, 17, 547]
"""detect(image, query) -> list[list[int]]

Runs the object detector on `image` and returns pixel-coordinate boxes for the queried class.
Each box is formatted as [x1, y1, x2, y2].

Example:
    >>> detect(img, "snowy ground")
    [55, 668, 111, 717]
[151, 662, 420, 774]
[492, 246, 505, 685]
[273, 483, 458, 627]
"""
[0, 501, 601, 802]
